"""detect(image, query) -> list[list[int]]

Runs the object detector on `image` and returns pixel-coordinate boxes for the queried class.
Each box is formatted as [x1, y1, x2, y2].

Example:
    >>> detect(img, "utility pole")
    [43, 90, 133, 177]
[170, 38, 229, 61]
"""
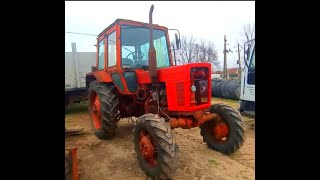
[237, 43, 241, 79]
[223, 35, 228, 80]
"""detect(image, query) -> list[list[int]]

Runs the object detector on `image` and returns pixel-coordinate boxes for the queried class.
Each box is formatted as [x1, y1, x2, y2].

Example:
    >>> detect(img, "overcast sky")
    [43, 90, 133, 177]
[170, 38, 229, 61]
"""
[65, 1, 255, 69]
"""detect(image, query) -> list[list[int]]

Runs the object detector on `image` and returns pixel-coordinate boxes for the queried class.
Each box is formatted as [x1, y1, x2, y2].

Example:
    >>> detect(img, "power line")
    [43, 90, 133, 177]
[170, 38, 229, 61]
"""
[65, 32, 97, 36]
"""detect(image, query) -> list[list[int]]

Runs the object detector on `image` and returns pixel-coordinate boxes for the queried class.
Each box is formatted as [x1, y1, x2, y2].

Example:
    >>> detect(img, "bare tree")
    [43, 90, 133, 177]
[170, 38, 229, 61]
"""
[175, 35, 220, 69]
[242, 23, 255, 42]
[176, 35, 197, 65]
[195, 39, 219, 69]
[240, 23, 255, 65]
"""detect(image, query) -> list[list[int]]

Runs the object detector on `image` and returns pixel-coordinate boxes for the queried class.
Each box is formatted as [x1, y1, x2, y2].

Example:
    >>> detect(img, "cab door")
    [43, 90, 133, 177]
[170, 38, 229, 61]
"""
[241, 41, 255, 102]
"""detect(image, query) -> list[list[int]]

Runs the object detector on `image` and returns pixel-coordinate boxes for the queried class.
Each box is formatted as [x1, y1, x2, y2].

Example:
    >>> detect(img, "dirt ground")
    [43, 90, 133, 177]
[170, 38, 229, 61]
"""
[65, 98, 255, 180]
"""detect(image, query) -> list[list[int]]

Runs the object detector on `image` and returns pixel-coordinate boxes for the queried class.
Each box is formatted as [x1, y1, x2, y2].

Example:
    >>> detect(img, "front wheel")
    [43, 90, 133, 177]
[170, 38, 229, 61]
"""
[133, 114, 179, 179]
[200, 104, 246, 154]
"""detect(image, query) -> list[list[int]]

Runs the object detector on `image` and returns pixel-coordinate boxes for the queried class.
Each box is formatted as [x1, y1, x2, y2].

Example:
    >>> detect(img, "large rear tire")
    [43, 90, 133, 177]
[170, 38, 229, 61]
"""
[133, 114, 179, 179]
[200, 104, 246, 154]
[88, 81, 119, 139]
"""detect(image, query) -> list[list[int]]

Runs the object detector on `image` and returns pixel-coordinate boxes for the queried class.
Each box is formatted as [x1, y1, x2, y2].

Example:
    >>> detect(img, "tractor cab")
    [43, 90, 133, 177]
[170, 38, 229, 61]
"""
[89, 19, 177, 95]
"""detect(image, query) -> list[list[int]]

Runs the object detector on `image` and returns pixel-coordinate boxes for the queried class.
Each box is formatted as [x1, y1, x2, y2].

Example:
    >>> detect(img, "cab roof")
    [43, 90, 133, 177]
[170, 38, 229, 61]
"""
[98, 19, 167, 38]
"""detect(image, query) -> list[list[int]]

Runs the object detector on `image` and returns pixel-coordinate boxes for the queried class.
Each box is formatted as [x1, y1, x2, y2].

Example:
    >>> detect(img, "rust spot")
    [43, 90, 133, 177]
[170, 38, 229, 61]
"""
[170, 117, 194, 129]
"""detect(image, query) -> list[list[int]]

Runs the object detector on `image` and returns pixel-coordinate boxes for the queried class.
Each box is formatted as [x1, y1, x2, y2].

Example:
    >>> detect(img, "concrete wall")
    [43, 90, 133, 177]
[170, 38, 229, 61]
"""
[65, 47, 96, 90]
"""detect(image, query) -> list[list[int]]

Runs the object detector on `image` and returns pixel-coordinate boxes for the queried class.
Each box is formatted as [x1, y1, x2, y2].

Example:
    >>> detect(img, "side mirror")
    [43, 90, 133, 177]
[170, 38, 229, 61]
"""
[175, 33, 180, 49]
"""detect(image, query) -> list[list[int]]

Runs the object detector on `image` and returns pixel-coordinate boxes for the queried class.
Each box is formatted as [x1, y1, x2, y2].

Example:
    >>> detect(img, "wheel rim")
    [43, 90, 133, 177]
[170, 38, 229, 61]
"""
[139, 129, 157, 167]
[211, 121, 229, 143]
[89, 92, 101, 129]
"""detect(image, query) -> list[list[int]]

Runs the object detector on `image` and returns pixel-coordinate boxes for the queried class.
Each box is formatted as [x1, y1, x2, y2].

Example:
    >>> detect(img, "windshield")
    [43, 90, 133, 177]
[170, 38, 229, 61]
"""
[121, 25, 170, 68]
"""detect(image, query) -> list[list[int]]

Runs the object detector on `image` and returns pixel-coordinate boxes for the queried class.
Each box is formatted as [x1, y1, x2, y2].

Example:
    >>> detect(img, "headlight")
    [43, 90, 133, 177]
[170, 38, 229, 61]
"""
[191, 85, 196, 92]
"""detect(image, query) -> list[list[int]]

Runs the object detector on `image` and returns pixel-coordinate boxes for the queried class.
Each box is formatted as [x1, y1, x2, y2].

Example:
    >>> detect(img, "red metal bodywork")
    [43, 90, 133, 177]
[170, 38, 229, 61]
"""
[86, 19, 216, 130]
[89, 64, 212, 111]
[155, 63, 211, 111]
[86, 19, 211, 113]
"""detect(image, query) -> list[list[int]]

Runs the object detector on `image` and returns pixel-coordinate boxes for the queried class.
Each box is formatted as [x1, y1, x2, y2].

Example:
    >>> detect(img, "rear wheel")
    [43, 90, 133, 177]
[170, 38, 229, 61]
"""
[133, 114, 179, 179]
[200, 104, 246, 154]
[88, 81, 119, 139]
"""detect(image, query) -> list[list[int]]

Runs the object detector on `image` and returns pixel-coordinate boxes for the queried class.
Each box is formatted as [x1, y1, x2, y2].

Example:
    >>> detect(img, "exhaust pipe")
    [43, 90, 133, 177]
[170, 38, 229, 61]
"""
[148, 5, 157, 83]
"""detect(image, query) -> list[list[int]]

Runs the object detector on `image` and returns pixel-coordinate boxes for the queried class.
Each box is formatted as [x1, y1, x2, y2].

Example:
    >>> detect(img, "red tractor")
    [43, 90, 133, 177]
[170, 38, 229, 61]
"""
[86, 5, 246, 179]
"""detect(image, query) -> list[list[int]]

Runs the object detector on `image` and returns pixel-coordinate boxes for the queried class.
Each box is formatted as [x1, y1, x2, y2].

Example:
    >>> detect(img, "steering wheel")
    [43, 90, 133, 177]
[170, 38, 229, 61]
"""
[126, 51, 145, 61]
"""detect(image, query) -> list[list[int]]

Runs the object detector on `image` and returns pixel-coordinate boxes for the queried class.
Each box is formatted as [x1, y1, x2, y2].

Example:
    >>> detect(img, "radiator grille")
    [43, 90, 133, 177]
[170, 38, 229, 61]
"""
[176, 82, 185, 106]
